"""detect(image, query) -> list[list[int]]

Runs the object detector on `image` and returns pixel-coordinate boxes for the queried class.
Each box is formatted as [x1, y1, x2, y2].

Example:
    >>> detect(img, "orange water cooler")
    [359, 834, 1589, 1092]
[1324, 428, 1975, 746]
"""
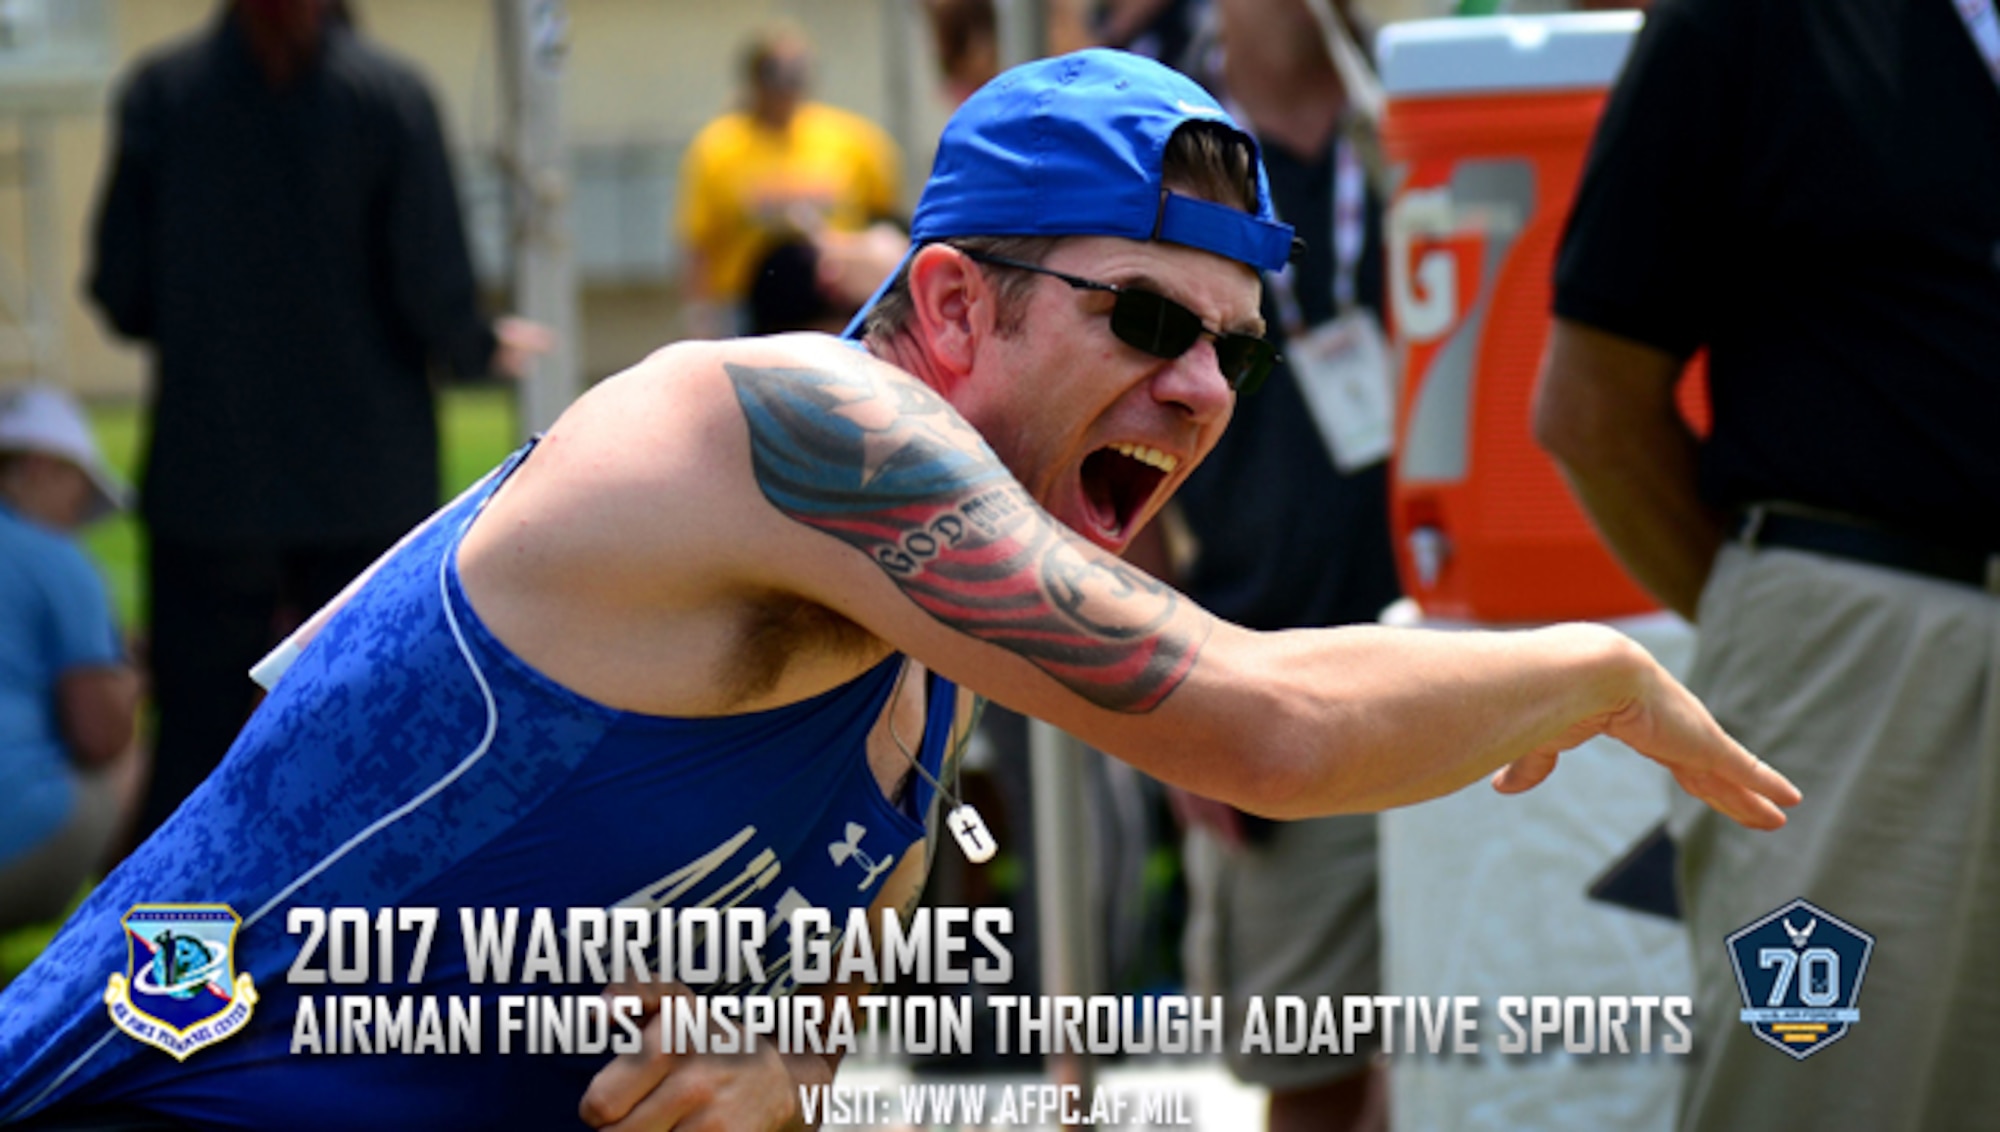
[1377, 13, 1707, 623]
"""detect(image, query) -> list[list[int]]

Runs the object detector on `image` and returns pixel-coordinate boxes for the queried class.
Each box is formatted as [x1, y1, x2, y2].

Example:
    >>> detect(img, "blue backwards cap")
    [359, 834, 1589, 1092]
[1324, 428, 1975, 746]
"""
[845, 49, 1294, 337]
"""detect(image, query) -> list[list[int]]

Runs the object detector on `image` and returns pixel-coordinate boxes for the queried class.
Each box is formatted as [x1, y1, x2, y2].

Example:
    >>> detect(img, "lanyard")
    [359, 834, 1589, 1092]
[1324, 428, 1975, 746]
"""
[1264, 130, 1366, 336]
[1959, 0, 2000, 90]
[1212, 43, 1372, 334]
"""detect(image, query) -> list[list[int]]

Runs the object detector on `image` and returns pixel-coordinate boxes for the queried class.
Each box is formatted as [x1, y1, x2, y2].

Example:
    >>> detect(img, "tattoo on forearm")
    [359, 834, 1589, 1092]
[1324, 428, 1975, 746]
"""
[727, 362, 1207, 712]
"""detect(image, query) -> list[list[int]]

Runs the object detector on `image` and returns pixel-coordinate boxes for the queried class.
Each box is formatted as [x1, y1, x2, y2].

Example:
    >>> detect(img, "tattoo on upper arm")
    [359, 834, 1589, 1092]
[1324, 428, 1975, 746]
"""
[727, 361, 1207, 712]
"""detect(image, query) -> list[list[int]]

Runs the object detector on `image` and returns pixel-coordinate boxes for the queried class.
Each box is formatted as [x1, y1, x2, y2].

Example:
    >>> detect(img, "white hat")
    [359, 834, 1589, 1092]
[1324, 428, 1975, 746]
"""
[0, 384, 130, 523]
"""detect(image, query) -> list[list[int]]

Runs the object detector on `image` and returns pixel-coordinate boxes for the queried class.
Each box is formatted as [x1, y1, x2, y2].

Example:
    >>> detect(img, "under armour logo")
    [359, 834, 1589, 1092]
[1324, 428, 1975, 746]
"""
[1784, 916, 1817, 949]
[828, 822, 895, 890]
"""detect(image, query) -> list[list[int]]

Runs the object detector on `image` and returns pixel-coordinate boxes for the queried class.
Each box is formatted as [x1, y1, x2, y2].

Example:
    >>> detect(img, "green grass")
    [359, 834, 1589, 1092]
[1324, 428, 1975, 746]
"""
[0, 890, 82, 983]
[81, 385, 523, 631]
[79, 404, 144, 629]
[439, 384, 525, 500]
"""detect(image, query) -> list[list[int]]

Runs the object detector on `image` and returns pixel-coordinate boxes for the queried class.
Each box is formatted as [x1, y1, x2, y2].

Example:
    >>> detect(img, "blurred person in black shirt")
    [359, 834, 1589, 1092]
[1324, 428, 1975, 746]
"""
[1536, 1, 2000, 1128]
[88, 0, 545, 847]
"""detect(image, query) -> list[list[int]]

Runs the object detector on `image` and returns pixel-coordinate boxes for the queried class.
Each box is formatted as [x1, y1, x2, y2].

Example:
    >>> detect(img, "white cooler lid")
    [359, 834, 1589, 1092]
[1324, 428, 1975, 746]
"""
[1377, 12, 1643, 97]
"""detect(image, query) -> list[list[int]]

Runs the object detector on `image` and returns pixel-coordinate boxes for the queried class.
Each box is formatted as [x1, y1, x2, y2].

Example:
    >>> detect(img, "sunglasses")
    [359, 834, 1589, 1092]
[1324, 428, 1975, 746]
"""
[958, 248, 1279, 395]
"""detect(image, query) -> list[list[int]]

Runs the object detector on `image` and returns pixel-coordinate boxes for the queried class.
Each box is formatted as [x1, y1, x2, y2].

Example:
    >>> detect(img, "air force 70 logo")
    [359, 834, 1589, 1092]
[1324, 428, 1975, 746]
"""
[1726, 898, 1873, 1059]
[105, 905, 258, 1060]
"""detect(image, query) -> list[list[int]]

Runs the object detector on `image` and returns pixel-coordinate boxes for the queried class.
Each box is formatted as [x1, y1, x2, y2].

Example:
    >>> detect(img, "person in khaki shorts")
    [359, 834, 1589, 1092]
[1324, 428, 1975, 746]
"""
[1535, 1, 2000, 1128]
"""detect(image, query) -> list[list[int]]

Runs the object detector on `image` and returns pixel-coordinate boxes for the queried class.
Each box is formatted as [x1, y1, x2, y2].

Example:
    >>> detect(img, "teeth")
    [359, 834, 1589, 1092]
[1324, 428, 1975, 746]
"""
[1111, 443, 1179, 473]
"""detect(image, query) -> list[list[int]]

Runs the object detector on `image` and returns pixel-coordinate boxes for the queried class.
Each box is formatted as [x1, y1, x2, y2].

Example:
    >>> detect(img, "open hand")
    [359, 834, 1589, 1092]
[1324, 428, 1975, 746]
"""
[1492, 658, 1801, 831]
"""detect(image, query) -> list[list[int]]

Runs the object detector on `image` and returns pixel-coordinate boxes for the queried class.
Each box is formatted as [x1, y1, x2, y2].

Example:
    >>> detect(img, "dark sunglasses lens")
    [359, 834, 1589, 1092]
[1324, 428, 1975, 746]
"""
[1107, 286, 1273, 393]
[1109, 289, 1203, 359]
[1217, 337, 1276, 394]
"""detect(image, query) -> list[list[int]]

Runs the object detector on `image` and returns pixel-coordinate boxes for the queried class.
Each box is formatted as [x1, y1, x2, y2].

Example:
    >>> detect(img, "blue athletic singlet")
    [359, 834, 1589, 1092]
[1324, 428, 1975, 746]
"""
[0, 442, 959, 1129]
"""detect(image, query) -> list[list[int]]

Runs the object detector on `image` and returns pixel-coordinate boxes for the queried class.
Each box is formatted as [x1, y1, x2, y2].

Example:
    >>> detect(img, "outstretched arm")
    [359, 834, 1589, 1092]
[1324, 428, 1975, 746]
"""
[708, 344, 1795, 828]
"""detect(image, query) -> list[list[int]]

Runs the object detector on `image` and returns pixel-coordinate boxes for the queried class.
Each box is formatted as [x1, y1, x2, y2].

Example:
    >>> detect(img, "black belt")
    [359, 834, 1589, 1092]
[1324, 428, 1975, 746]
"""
[1735, 506, 2000, 594]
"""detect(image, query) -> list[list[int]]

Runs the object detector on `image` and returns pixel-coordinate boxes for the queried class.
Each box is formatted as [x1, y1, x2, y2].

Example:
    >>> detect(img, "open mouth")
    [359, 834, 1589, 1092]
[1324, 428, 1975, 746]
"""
[1078, 442, 1178, 545]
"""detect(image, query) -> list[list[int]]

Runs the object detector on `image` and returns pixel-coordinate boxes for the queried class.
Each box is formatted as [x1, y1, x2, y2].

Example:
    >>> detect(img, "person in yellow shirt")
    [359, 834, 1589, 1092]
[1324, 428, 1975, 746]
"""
[675, 21, 903, 339]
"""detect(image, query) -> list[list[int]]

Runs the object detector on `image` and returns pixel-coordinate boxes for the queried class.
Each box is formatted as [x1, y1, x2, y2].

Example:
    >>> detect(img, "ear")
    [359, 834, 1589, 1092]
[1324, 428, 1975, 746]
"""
[904, 244, 990, 384]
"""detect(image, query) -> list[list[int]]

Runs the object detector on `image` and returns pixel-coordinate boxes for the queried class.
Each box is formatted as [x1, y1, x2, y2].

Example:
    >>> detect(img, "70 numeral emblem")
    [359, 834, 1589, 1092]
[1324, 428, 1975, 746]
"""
[1760, 946, 1840, 1008]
